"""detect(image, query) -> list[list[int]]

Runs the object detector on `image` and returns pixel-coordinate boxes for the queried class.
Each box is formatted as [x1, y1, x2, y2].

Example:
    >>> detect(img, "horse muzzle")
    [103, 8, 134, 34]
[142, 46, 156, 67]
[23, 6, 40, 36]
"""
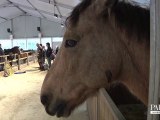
[41, 94, 69, 117]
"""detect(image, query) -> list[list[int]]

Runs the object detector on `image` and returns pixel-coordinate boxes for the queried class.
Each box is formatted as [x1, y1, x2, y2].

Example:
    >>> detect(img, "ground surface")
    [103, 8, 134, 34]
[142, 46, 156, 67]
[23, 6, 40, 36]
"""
[0, 63, 89, 120]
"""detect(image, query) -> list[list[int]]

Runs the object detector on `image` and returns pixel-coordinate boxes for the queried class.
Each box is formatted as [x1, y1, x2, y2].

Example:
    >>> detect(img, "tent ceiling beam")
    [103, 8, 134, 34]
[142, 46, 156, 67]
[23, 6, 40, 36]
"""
[10, 2, 67, 18]
[55, 1, 73, 10]
[0, 14, 26, 25]
[0, 3, 11, 8]
[38, 0, 73, 10]
[6, 0, 26, 14]
[26, 0, 45, 18]
[54, 0, 62, 17]
[0, 16, 8, 20]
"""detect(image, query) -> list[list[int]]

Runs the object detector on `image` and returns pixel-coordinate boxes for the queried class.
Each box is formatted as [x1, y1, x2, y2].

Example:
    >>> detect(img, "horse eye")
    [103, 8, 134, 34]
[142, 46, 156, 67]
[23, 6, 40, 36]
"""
[65, 40, 77, 47]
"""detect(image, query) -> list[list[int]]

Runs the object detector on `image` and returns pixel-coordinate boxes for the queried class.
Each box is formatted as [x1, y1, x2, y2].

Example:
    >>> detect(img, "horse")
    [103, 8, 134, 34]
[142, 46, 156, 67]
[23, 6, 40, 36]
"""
[4, 46, 21, 65]
[23, 50, 35, 56]
[4, 46, 21, 55]
[41, 0, 150, 117]
[19, 49, 35, 63]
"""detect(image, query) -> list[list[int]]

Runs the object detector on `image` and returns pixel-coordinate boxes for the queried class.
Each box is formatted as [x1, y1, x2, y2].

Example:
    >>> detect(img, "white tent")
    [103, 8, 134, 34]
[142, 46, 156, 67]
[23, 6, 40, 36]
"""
[0, 0, 81, 24]
[0, 0, 150, 24]
[0, 0, 150, 40]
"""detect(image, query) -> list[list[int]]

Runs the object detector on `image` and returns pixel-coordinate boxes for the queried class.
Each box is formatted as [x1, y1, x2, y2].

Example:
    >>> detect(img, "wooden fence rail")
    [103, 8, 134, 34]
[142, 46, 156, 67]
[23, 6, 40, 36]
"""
[0, 52, 36, 71]
[87, 88, 126, 120]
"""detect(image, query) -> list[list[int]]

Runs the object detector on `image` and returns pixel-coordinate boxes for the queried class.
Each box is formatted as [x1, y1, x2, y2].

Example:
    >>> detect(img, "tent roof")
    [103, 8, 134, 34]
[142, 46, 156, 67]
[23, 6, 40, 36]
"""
[0, 0, 149, 24]
[0, 0, 81, 24]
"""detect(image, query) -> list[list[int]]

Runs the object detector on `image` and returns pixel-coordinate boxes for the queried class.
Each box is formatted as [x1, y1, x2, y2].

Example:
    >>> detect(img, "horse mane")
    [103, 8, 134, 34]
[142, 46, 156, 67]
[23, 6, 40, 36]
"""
[111, 2, 149, 44]
[67, 0, 149, 44]
[66, 0, 92, 26]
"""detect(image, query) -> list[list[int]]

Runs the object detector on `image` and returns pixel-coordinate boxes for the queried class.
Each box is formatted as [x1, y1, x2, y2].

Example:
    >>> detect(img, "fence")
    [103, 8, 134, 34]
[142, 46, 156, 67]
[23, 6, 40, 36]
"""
[87, 88, 126, 120]
[0, 52, 36, 71]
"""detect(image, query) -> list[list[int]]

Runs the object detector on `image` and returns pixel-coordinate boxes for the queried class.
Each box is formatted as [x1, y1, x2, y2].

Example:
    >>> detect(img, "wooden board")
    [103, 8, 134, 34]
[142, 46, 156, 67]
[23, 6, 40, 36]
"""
[147, 0, 160, 120]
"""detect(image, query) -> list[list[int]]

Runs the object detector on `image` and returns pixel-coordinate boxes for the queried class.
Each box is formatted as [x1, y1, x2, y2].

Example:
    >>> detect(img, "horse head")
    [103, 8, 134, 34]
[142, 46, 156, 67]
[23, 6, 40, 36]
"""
[41, 0, 149, 117]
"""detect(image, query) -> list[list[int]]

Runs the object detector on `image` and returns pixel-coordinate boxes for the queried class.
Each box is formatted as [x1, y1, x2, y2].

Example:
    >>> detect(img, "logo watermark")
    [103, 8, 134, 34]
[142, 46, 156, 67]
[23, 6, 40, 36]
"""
[150, 104, 160, 114]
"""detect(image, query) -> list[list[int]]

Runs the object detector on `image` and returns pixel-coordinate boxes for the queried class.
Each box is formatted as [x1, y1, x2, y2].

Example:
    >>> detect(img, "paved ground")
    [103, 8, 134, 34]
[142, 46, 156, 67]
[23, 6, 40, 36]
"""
[0, 63, 89, 120]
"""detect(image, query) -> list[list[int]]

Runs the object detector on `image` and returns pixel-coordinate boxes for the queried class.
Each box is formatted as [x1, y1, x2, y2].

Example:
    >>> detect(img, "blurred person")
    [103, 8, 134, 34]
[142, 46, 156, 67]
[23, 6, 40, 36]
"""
[42, 45, 46, 64]
[0, 44, 4, 55]
[36, 43, 45, 70]
[0, 44, 4, 71]
[46, 43, 52, 68]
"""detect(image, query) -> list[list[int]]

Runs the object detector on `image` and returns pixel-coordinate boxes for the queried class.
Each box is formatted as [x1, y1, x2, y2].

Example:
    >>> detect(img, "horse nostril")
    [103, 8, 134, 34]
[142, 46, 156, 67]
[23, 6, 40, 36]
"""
[53, 100, 67, 117]
[41, 95, 49, 106]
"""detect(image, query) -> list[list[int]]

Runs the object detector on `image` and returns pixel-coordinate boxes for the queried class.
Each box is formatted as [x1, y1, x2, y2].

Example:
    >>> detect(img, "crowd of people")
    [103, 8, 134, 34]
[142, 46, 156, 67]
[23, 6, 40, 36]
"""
[36, 43, 59, 71]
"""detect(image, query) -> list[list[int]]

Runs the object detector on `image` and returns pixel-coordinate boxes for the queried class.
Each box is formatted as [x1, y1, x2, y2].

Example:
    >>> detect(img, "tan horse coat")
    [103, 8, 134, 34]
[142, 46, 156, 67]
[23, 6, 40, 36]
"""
[41, 0, 149, 117]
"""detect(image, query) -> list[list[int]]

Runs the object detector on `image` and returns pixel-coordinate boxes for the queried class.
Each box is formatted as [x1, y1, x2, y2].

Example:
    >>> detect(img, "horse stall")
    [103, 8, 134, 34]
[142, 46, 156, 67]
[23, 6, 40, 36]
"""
[87, 88, 126, 120]
[87, 85, 147, 120]
[0, 52, 36, 76]
[87, 0, 160, 120]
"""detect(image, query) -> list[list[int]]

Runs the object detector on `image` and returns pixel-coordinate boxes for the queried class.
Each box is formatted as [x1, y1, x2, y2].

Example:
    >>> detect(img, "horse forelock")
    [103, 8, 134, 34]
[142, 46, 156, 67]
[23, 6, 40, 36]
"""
[66, 0, 92, 27]
[66, 0, 149, 45]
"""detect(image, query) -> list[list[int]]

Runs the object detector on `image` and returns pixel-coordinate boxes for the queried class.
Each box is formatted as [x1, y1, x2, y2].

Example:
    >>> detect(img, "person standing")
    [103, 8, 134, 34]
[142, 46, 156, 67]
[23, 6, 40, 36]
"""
[36, 43, 44, 70]
[46, 43, 52, 68]
[42, 45, 46, 65]
[0, 44, 4, 55]
[0, 44, 4, 71]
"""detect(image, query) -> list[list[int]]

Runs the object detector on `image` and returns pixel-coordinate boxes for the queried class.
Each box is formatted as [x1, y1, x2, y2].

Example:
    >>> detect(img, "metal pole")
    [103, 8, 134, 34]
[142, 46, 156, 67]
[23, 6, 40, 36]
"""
[147, 0, 160, 119]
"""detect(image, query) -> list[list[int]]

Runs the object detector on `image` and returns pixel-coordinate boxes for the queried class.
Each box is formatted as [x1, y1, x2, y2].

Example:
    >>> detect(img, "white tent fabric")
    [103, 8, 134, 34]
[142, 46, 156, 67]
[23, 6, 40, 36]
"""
[0, 0, 81, 24]
[0, 0, 149, 24]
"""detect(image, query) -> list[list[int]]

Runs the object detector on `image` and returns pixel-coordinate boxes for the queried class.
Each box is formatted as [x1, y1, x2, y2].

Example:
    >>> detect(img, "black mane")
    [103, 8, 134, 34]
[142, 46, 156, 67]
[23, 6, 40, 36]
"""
[67, 0, 149, 43]
[111, 2, 149, 43]
[66, 0, 92, 26]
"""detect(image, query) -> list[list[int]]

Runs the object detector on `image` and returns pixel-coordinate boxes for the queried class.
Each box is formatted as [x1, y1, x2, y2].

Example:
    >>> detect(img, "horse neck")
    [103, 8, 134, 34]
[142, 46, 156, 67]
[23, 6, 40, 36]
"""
[120, 56, 149, 105]
[12, 48, 20, 54]
[108, 17, 150, 105]
[124, 38, 149, 105]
